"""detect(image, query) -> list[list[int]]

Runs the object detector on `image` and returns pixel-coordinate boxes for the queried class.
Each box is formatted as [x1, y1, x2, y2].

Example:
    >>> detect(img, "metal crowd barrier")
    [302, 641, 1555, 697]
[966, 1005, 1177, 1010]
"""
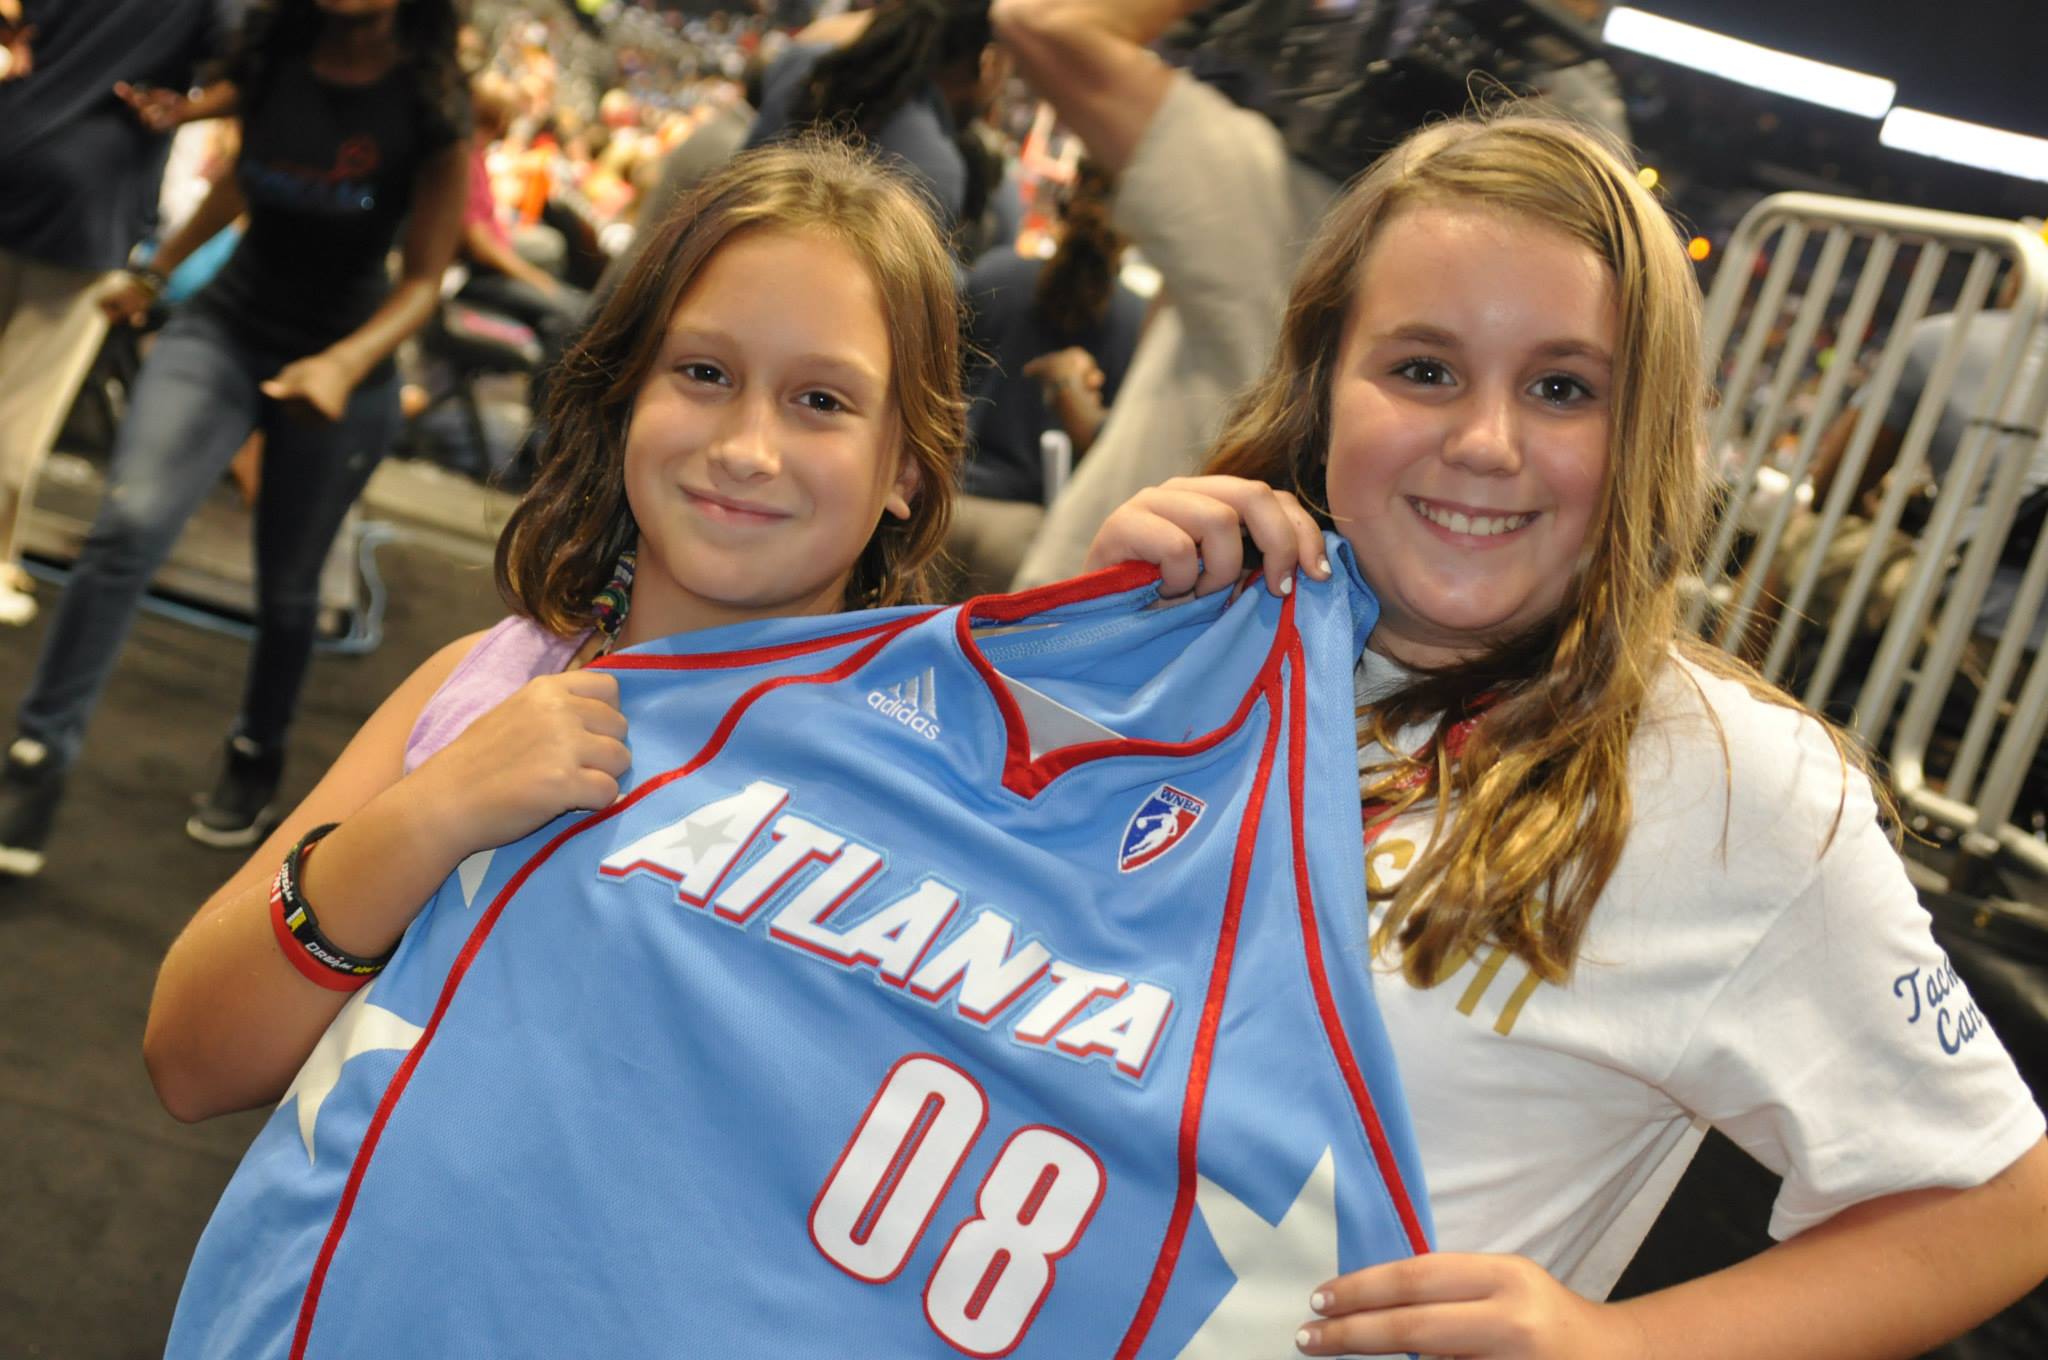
[1689, 192, 2048, 885]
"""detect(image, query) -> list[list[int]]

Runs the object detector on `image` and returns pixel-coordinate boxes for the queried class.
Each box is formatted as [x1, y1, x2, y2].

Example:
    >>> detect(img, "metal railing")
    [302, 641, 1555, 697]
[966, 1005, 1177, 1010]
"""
[1691, 192, 2048, 885]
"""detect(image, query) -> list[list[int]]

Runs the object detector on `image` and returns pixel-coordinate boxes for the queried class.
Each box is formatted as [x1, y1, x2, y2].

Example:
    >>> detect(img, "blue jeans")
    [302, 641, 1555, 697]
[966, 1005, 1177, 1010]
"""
[16, 305, 398, 766]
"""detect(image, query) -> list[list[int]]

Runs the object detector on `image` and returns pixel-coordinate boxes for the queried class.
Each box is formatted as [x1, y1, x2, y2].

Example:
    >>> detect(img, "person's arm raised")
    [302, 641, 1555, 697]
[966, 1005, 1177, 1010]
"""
[1297, 1138, 2048, 1359]
[144, 634, 630, 1121]
[989, 0, 1205, 174]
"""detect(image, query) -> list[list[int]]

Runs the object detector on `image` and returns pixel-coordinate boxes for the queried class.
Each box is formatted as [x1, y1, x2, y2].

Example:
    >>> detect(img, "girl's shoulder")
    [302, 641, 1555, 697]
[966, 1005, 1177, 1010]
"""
[402, 617, 585, 774]
[1629, 652, 1875, 870]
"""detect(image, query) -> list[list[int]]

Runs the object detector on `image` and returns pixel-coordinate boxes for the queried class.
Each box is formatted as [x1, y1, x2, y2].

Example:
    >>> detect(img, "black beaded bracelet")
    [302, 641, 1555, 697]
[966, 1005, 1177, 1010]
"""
[269, 822, 397, 990]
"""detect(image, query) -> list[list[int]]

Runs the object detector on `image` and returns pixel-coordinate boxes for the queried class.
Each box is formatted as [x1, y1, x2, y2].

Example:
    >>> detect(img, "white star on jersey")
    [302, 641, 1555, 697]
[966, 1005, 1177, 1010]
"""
[456, 848, 495, 907]
[281, 981, 424, 1163]
[1173, 1147, 1360, 1359]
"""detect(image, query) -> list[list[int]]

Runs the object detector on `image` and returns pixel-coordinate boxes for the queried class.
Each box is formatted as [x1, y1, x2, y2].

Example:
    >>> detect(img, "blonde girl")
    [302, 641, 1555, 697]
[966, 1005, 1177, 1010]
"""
[1089, 110, 2048, 1358]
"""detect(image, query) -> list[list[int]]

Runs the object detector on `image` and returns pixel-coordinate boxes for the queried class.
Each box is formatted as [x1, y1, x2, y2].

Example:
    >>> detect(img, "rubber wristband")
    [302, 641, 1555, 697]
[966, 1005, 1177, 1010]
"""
[268, 823, 397, 991]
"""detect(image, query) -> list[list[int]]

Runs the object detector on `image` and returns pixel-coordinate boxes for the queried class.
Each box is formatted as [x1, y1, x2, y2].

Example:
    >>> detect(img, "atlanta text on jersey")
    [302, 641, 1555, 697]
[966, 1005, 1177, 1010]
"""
[598, 780, 1176, 1081]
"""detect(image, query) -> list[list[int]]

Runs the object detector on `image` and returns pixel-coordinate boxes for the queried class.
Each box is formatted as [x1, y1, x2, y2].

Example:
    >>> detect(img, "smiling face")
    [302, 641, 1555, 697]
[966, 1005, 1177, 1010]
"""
[1325, 202, 1618, 668]
[620, 227, 913, 643]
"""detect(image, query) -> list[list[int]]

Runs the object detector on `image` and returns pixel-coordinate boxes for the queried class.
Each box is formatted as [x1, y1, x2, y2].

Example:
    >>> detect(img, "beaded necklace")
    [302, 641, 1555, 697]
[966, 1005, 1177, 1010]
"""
[586, 549, 637, 660]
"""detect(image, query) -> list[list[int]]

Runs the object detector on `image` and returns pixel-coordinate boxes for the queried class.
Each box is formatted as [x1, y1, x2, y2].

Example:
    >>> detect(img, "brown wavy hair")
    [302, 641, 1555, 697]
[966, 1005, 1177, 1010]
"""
[495, 135, 966, 634]
[1208, 108, 1862, 986]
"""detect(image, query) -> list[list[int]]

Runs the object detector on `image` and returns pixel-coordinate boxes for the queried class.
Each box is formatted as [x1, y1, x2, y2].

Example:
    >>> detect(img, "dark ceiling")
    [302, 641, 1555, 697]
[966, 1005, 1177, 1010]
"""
[1637, 0, 2048, 137]
[1609, 0, 2048, 228]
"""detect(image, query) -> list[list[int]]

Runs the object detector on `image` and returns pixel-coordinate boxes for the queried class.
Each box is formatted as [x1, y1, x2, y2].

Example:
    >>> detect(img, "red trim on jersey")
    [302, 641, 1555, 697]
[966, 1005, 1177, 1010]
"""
[592, 611, 937, 670]
[1111, 665, 1287, 1359]
[289, 621, 915, 1356]
[959, 570, 1296, 798]
[1284, 636, 1432, 1256]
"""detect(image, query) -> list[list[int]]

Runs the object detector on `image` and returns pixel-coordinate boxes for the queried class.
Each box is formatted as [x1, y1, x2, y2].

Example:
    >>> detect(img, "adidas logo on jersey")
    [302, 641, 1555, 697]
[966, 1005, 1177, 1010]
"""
[867, 668, 941, 740]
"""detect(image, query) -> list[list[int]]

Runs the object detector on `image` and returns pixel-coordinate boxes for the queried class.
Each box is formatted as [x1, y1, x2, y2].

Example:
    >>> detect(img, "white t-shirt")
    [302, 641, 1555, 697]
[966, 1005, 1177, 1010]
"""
[1352, 649, 2044, 1299]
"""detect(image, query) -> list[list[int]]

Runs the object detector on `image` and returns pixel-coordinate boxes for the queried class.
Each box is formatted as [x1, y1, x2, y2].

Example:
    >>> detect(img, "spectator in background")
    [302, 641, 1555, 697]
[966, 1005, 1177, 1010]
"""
[992, 0, 1343, 589]
[0, 0, 469, 879]
[590, 44, 768, 298]
[456, 70, 589, 377]
[1799, 265, 2048, 654]
[947, 159, 1143, 594]
[0, 0, 239, 628]
[604, 70, 757, 291]
[744, 0, 1004, 247]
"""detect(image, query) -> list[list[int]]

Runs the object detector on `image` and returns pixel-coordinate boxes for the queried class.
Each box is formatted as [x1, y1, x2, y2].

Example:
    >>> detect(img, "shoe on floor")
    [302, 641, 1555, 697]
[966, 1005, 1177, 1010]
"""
[186, 734, 284, 849]
[0, 737, 65, 877]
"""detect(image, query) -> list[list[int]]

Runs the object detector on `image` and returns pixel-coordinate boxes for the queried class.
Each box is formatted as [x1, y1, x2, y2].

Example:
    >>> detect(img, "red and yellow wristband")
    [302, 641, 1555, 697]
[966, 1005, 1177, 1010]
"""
[268, 822, 398, 992]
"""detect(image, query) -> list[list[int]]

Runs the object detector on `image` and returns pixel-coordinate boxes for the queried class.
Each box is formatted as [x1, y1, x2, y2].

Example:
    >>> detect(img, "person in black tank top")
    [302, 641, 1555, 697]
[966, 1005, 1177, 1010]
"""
[0, 0, 470, 875]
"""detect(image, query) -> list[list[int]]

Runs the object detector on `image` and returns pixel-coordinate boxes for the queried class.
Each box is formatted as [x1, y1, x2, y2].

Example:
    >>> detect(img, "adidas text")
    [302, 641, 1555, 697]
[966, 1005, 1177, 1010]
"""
[867, 690, 941, 740]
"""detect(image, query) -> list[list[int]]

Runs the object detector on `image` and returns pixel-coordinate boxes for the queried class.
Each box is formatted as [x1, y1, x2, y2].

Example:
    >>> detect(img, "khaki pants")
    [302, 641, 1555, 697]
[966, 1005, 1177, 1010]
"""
[0, 246, 114, 566]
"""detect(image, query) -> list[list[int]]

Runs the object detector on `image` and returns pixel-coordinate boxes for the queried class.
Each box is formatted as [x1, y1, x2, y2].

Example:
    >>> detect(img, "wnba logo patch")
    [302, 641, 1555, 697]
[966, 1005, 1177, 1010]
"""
[1119, 785, 1205, 873]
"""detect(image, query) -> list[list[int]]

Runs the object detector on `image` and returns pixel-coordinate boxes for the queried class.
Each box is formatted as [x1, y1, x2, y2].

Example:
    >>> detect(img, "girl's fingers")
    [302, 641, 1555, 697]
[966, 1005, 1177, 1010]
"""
[1087, 477, 1328, 597]
[564, 768, 623, 812]
[1084, 509, 1204, 594]
[587, 736, 632, 780]
[1144, 520, 1209, 597]
[557, 667, 620, 703]
[1231, 491, 1300, 594]
[1296, 1298, 1501, 1358]
[1158, 491, 1248, 595]
[1312, 1253, 1502, 1315]
[1161, 478, 1329, 595]
[1286, 493, 1331, 581]
[568, 696, 630, 740]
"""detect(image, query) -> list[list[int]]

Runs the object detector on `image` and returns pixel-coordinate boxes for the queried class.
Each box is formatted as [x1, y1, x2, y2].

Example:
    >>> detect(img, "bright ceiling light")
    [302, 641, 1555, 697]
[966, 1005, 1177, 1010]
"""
[1880, 107, 2048, 184]
[1603, 7, 1895, 117]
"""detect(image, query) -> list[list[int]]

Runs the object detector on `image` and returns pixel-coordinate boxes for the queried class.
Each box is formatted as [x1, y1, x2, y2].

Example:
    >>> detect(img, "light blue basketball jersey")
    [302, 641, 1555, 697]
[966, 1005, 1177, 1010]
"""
[170, 540, 1431, 1359]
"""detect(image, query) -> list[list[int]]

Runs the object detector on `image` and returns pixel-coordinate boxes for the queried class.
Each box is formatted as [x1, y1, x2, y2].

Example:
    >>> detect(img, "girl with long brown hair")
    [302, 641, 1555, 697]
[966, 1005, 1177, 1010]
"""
[1088, 109, 2048, 1358]
[143, 135, 966, 1123]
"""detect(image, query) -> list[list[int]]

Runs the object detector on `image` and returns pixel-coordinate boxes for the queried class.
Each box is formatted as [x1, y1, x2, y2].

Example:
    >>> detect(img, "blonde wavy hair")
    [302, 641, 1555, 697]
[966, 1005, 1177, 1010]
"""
[1209, 108, 1855, 986]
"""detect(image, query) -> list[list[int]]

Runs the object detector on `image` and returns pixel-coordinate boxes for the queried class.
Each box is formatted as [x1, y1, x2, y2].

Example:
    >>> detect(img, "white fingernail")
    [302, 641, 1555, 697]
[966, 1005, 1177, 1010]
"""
[1279, 576, 1293, 595]
[1296, 1327, 1315, 1352]
[1317, 557, 1331, 576]
[1310, 1289, 1332, 1312]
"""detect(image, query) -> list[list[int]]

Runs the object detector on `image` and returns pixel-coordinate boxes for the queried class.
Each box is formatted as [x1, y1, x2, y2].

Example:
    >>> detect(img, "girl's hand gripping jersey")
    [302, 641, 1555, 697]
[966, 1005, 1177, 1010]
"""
[171, 539, 1433, 1359]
